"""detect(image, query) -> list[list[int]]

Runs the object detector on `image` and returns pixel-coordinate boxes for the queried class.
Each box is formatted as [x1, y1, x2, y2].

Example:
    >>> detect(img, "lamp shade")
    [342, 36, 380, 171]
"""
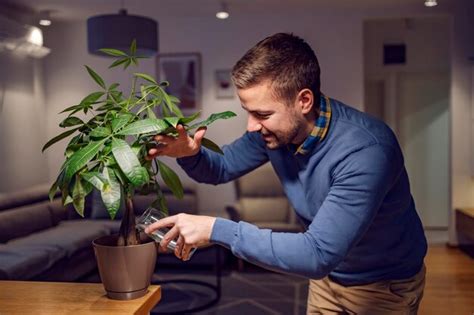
[87, 9, 158, 57]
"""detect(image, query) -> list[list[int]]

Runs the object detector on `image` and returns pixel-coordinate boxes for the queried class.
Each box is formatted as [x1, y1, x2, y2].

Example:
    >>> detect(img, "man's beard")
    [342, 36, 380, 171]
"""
[261, 116, 303, 150]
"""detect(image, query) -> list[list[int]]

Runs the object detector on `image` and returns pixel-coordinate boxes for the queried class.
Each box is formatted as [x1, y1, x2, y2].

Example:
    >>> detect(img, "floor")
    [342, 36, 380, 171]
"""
[149, 236, 474, 315]
[151, 269, 308, 315]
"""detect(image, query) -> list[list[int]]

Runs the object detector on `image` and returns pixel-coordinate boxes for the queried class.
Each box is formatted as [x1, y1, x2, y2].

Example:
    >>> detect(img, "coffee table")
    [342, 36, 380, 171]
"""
[0, 281, 161, 315]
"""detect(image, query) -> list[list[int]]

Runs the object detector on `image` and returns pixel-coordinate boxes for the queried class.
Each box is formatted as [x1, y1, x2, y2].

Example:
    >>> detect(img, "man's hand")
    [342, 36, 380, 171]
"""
[146, 124, 207, 159]
[144, 213, 216, 261]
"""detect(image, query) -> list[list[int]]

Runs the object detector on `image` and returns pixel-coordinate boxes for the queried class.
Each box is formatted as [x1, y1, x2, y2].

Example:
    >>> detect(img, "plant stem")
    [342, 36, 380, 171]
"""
[127, 76, 138, 110]
[117, 191, 140, 246]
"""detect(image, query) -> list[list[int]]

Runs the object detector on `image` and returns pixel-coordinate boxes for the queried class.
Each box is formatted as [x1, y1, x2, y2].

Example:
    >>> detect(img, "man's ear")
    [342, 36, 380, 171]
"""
[296, 89, 314, 115]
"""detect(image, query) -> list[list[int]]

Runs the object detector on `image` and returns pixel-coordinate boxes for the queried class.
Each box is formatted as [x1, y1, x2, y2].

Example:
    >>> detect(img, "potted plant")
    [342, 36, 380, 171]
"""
[43, 41, 235, 300]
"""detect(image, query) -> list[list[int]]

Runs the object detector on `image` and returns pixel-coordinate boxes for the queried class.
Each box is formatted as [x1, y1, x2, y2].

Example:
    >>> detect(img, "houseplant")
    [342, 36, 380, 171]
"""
[43, 40, 235, 299]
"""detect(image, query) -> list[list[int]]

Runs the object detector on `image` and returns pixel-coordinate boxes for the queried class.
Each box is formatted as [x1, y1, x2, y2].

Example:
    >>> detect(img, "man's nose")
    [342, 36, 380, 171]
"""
[247, 115, 262, 132]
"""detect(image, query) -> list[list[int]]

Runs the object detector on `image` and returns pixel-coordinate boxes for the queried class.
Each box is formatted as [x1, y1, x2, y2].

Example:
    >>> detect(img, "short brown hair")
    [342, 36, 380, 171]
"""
[231, 33, 321, 107]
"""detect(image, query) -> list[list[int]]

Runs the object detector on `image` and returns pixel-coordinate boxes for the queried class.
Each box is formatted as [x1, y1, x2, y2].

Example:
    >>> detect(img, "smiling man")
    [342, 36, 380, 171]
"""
[146, 33, 427, 314]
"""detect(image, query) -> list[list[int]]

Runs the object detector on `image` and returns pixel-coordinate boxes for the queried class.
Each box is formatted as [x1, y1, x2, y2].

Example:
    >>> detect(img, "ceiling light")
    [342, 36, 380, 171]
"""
[38, 10, 52, 26]
[216, 2, 229, 20]
[424, 0, 438, 7]
[87, 8, 158, 57]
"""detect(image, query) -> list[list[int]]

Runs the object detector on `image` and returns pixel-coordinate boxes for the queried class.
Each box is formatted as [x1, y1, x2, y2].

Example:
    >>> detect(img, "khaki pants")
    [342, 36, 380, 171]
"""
[307, 265, 426, 315]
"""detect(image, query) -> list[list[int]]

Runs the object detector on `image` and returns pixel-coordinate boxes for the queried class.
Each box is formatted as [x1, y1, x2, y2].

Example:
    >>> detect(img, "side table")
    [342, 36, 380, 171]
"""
[0, 281, 161, 315]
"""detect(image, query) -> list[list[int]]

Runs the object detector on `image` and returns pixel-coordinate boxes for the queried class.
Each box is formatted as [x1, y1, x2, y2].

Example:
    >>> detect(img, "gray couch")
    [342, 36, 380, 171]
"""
[0, 183, 198, 281]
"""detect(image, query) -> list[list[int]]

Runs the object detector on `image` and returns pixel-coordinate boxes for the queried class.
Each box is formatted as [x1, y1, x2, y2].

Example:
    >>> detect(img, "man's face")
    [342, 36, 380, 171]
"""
[237, 81, 307, 149]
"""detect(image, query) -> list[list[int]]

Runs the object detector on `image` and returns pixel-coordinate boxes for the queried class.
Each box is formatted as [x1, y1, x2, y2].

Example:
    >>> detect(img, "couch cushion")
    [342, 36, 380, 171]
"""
[8, 220, 117, 258]
[48, 199, 69, 225]
[0, 184, 59, 211]
[0, 201, 54, 243]
[0, 243, 66, 280]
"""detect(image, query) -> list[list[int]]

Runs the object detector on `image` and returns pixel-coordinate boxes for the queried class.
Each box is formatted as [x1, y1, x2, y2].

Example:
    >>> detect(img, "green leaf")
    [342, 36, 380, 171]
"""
[111, 114, 133, 132]
[188, 111, 237, 130]
[108, 83, 120, 91]
[81, 172, 106, 191]
[99, 48, 128, 57]
[64, 139, 107, 182]
[59, 116, 84, 128]
[109, 58, 129, 69]
[85, 65, 106, 90]
[101, 167, 122, 219]
[117, 118, 168, 135]
[147, 107, 156, 119]
[48, 177, 59, 201]
[42, 128, 79, 152]
[162, 90, 183, 117]
[201, 137, 224, 154]
[157, 160, 183, 199]
[151, 185, 168, 216]
[179, 111, 201, 125]
[90, 126, 111, 138]
[134, 72, 157, 84]
[111, 138, 149, 187]
[59, 104, 82, 114]
[123, 59, 132, 69]
[130, 39, 137, 55]
[72, 175, 86, 217]
[79, 91, 105, 106]
[164, 117, 180, 128]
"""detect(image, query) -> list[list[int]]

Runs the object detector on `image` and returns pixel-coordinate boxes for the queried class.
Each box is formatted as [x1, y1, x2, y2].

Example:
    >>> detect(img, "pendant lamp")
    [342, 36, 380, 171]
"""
[87, 9, 158, 57]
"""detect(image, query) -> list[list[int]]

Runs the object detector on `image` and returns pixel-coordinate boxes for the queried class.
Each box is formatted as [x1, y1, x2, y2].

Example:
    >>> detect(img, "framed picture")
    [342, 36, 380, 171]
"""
[215, 69, 235, 99]
[156, 52, 201, 111]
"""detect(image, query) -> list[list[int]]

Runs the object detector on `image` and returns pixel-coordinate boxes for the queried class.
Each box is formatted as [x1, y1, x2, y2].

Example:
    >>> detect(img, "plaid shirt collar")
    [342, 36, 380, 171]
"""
[294, 94, 332, 155]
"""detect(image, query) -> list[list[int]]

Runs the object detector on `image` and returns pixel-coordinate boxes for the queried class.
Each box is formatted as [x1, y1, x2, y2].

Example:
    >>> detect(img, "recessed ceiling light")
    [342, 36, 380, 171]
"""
[216, 2, 229, 20]
[424, 0, 438, 7]
[38, 10, 52, 26]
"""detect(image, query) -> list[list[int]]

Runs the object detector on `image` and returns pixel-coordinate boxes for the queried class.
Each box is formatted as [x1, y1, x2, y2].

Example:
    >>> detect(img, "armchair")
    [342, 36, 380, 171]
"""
[226, 163, 303, 233]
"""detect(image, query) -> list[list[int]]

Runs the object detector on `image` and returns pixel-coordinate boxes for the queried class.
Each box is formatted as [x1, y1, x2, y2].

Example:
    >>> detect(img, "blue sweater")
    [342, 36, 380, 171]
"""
[177, 98, 427, 285]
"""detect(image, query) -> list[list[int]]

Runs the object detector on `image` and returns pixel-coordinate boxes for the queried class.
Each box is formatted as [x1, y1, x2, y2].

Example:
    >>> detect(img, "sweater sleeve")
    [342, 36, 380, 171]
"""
[177, 131, 269, 184]
[210, 144, 402, 279]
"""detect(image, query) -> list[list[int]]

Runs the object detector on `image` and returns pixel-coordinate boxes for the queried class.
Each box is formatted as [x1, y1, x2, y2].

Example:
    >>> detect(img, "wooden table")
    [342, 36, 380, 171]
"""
[0, 281, 161, 315]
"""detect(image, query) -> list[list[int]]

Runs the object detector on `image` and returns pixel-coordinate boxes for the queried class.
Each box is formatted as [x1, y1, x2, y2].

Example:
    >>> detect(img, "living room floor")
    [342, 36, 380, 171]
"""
[152, 269, 308, 315]
[147, 232, 473, 315]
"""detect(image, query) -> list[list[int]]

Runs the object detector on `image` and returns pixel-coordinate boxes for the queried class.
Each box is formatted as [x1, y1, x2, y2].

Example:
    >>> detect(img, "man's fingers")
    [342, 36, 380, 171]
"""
[175, 235, 184, 259]
[154, 134, 175, 143]
[176, 124, 188, 139]
[161, 225, 179, 251]
[181, 244, 193, 261]
[146, 146, 167, 160]
[193, 127, 207, 147]
[144, 215, 176, 234]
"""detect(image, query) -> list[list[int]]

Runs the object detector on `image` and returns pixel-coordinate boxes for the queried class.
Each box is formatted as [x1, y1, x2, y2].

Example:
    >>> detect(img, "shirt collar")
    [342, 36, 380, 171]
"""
[294, 94, 332, 155]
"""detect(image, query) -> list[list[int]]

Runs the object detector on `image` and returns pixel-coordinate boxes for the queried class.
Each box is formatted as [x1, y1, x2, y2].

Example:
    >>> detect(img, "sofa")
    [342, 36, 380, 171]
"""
[0, 183, 198, 282]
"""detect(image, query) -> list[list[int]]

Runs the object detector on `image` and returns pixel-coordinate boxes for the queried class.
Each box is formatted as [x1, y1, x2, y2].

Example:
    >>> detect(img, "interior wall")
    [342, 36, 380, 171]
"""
[0, 51, 49, 193]
[363, 17, 450, 228]
[449, 0, 474, 244]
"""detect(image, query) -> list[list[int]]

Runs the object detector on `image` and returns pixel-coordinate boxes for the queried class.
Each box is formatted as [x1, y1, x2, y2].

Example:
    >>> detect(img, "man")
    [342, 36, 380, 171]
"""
[146, 33, 427, 314]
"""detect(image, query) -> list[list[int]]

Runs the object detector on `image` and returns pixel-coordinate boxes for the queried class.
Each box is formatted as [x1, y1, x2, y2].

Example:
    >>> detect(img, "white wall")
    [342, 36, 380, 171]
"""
[364, 17, 450, 228]
[0, 51, 49, 192]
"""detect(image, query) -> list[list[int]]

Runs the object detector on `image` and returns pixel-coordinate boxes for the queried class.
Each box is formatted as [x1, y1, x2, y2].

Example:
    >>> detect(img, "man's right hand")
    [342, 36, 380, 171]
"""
[146, 124, 207, 159]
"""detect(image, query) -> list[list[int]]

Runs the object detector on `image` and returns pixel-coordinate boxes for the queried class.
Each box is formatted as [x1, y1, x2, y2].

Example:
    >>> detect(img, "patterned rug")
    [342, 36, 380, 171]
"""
[150, 269, 309, 315]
